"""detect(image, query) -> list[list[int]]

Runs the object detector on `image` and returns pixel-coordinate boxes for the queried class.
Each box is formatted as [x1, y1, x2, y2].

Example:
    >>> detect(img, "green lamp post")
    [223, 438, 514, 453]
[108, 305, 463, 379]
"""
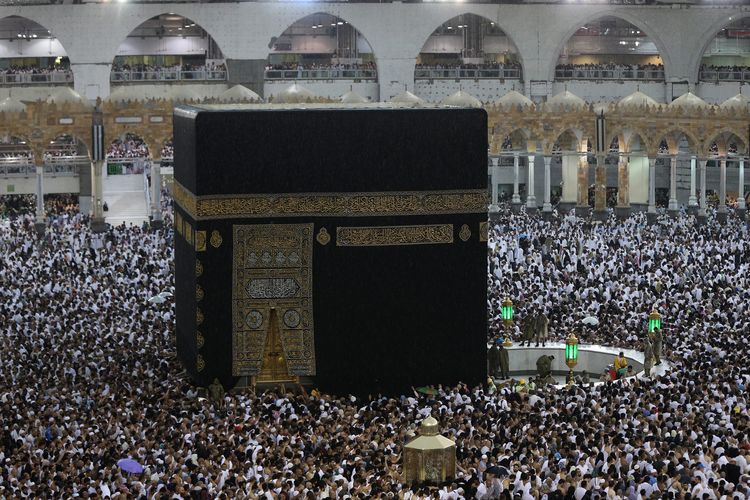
[501, 297, 514, 347]
[648, 310, 662, 333]
[565, 333, 579, 384]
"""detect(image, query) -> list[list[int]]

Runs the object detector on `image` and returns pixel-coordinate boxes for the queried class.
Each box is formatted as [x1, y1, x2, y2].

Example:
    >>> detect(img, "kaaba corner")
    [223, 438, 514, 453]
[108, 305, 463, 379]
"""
[172, 104, 489, 396]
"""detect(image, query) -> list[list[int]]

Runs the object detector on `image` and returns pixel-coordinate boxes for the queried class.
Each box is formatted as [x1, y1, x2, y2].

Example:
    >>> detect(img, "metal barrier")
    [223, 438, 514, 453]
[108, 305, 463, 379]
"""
[699, 70, 750, 83]
[110, 70, 227, 83]
[0, 71, 73, 85]
[0, 159, 32, 176]
[554, 68, 665, 81]
[0, 156, 85, 177]
[414, 67, 521, 79]
[264, 68, 377, 80]
[106, 158, 148, 175]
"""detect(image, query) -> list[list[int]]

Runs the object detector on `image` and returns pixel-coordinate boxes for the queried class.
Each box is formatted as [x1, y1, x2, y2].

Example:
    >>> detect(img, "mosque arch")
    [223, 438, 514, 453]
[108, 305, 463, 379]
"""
[550, 14, 669, 83]
[551, 129, 584, 154]
[625, 132, 650, 156]
[656, 128, 699, 156]
[111, 13, 226, 85]
[494, 128, 531, 165]
[694, 13, 750, 84]
[500, 128, 530, 152]
[414, 13, 523, 82]
[266, 13, 378, 82]
[0, 16, 72, 85]
[44, 134, 90, 175]
[707, 129, 746, 156]
[0, 134, 32, 176]
[107, 132, 151, 159]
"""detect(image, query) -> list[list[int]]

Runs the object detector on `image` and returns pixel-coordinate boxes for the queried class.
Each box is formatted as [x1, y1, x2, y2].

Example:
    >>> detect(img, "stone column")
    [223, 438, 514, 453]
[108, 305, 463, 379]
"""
[225, 59, 267, 98]
[526, 153, 536, 211]
[90, 160, 107, 233]
[718, 158, 727, 223]
[78, 161, 92, 216]
[616, 154, 630, 219]
[542, 155, 552, 216]
[488, 156, 499, 212]
[576, 154, 588, 212]
[70, 63, 111, 102]
[34, 163, 45, 236]
[593, 154, 607, 221]
[738, 158, 746, 214]
[375, 57, 415, 102]
[647, 157, 657, 223]
[697, 158, 707, 225]
[688, 155, 698, 214]
[668, 155, 679, 215]
[151, 161, 163, 229]
[511, 152, 521, 207]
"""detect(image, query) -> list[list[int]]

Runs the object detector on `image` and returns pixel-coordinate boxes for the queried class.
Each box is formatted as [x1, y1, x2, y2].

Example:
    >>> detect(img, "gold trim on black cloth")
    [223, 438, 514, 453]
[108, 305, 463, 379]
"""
[316, 227, 331, 246]
[336, 224, 454, 247]
[232, 223, 316, 377]
[195, 231, 206, 252]
[459, 224, 472, 242]
[173, 181, 487, 220]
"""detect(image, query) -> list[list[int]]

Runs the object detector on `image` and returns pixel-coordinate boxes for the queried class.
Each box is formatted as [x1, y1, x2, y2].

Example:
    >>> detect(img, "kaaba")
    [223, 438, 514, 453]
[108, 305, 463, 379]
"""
[172, 104, 488, 395]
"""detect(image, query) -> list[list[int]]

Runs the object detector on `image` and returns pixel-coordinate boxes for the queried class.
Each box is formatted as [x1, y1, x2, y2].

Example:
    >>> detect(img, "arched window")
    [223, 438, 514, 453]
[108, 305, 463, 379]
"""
[555, 17, 664, 82]
[699, 17, 750, 83]
[0, 16, 72, 86]
[265, 13, 377, 82]
[111, 14, 226, 84]
[415, 14, 521, 81]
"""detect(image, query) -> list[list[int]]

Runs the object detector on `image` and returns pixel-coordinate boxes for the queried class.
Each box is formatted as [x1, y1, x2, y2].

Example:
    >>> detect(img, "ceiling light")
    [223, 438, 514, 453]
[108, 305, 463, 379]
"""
[337, 21, 343, 25]
[330, 23, 336, 27]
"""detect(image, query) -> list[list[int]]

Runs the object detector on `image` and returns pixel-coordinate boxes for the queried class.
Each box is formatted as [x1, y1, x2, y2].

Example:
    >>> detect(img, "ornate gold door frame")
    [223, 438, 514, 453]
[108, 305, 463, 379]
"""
[232, 223, 316, 377]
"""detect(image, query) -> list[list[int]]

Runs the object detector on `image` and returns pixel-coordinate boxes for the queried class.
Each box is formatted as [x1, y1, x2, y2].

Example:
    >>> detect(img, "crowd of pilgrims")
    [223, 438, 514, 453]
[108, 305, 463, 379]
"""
[0, 195, 748, 499]
[0, 194, 77, 218]
[107, 133, 150, 160]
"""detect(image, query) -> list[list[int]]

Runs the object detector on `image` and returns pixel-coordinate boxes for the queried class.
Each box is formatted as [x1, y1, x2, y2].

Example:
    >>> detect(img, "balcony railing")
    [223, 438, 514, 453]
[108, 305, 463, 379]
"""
[0, 71, 73, 85]
[110, 69, 227, 83]
[699, 70, 750, 83]
[554, 68, 665, 81]
[264, 68, 377, 80]
[0, 156, 84, 177]
[414, 67, 521, 80]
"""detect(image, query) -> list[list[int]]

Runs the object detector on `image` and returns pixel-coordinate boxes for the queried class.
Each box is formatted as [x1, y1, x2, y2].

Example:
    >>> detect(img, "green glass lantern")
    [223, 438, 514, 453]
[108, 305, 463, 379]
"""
[648, 310, 662, 333]
[501, 297, 514, 326]
[565, 333, 579, 370]
[565, 333, 579, 385]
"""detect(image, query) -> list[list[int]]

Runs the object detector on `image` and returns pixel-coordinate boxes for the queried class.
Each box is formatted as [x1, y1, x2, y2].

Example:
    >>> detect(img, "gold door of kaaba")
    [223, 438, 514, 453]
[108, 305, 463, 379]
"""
[232, 223, 316, 378]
